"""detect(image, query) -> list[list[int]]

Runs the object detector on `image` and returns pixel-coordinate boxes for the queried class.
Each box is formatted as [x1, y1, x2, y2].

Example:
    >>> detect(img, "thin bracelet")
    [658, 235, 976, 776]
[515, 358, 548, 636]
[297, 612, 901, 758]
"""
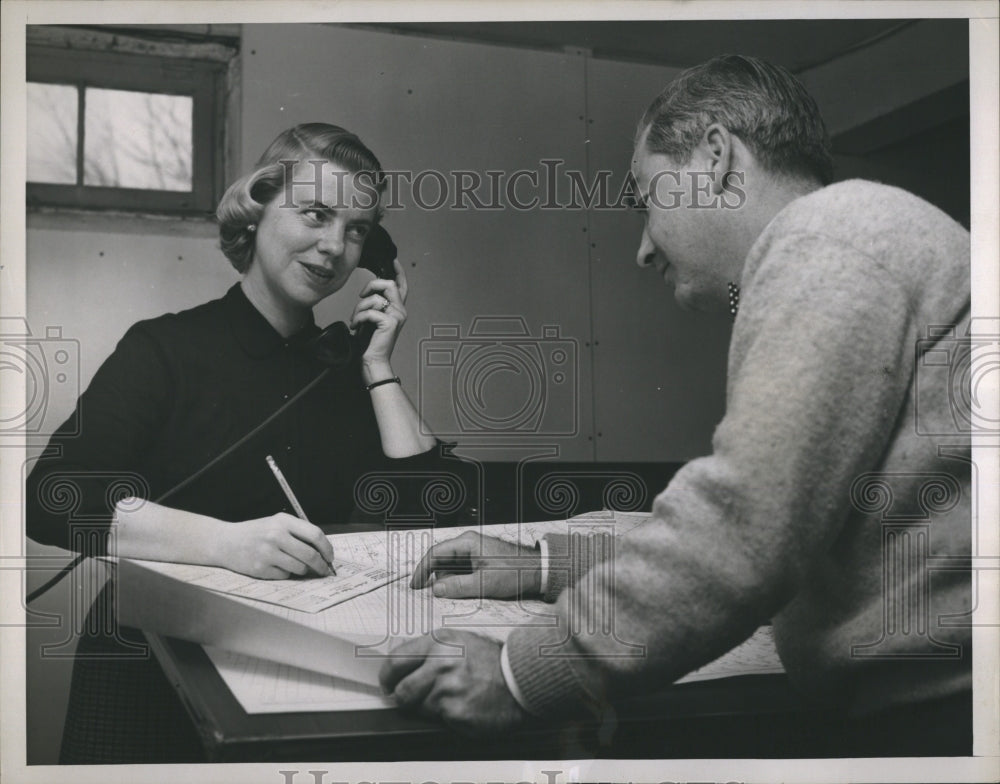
[365, 376, 401, 392]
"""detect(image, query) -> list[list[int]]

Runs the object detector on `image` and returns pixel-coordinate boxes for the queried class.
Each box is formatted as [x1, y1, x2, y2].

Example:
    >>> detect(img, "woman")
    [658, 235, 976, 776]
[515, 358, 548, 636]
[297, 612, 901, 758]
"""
[26, 123, 446, 762]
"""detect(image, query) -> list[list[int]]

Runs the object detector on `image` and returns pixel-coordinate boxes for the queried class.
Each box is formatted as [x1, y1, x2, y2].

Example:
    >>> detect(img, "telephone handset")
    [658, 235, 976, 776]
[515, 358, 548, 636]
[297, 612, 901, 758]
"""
[353, 223, 398, 350]
[358, 222, 399, 283]
[309, 224, 398, 368]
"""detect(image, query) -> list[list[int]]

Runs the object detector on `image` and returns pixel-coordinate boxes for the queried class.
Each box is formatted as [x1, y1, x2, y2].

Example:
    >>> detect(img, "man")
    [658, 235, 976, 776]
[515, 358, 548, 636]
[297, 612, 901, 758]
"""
[379, 55, 972, 754]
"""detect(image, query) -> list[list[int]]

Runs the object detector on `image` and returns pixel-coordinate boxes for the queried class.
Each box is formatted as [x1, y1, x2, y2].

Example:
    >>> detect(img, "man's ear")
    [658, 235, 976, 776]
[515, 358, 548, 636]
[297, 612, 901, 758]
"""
[700, 123, 734, 196]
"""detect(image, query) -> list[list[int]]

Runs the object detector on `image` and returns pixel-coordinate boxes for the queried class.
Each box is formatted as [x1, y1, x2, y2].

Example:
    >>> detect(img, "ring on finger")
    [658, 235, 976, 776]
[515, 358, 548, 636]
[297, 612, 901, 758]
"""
[379, 298, 390, 312]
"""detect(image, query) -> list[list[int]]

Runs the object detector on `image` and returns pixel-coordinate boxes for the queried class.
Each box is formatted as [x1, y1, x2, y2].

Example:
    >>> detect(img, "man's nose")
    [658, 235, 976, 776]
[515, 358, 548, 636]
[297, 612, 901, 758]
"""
[636, 226, 657, 268]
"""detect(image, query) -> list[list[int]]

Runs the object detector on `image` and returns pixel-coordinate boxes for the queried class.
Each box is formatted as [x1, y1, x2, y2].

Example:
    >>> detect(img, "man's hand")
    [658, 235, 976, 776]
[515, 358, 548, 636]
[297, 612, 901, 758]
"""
[409, 531, 541, 598]
[379, 629, 528, 735]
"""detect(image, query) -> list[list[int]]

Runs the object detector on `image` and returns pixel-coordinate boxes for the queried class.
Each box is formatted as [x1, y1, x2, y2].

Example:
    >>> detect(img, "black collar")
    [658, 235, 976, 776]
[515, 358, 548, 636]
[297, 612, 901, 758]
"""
[223, 283, 321, 359]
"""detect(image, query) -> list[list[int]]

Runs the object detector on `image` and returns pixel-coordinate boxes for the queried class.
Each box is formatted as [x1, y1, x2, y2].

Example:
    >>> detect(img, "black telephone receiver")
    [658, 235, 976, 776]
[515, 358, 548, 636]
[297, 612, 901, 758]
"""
[309, 224, 398, 368]
[359, 222, 398, 283]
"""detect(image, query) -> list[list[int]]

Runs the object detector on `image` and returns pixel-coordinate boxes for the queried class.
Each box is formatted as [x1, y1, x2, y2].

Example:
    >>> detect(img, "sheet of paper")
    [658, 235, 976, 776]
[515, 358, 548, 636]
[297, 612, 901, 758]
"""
[130, 556, 402, 613]
[207, 623, 782, 715]
[676, 624, 784, 683]
[204, 646, 394, 713]
[118, 558, 387, 688]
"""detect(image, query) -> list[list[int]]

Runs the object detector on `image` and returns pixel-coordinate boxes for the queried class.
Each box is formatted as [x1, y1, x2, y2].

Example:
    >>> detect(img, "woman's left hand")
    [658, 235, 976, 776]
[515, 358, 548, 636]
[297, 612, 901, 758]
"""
[352, 258, 408, 374]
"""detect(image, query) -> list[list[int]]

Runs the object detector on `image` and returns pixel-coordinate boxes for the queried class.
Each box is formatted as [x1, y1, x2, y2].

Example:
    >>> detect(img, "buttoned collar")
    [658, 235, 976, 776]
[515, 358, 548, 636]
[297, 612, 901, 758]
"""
[223, 283, 321, 358]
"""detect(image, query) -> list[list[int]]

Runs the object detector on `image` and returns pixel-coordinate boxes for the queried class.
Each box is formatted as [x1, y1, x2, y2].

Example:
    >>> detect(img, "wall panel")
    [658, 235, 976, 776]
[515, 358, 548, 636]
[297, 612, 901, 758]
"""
[586, 57, 731, 462]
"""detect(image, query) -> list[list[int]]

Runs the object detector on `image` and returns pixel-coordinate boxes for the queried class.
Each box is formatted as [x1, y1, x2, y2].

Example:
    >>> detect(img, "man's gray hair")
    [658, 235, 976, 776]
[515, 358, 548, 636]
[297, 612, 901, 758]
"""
[638, 54, 834, 185]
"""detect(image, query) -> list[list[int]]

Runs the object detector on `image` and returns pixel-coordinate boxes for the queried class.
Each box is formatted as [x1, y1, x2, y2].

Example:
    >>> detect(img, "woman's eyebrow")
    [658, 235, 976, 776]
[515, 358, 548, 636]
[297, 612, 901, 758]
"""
[307, 201, 376, 225]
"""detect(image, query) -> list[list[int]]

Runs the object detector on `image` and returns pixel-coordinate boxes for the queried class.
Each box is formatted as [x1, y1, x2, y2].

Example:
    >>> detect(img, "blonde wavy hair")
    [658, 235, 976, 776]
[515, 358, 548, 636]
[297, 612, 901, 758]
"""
[216, 123, 385, 272]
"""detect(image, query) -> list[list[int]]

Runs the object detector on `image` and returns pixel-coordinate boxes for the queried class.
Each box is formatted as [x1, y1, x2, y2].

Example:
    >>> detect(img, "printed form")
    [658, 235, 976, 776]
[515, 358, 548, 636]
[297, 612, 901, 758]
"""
[131, 550, 404, 614]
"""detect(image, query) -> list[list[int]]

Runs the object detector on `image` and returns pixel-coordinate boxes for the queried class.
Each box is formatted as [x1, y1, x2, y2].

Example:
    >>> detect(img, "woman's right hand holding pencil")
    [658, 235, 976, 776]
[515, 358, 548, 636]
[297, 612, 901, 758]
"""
[217, 513, 335, 579]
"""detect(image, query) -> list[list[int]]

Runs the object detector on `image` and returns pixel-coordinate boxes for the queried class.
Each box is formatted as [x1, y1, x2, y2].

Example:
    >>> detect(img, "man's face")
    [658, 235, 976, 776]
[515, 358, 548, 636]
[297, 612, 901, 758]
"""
[630, 140, 730, 311]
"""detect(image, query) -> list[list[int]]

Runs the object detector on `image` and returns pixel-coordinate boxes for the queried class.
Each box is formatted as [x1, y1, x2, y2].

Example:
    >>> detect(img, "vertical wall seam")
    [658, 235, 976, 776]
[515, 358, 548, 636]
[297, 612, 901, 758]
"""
[582, 53, 598, 462]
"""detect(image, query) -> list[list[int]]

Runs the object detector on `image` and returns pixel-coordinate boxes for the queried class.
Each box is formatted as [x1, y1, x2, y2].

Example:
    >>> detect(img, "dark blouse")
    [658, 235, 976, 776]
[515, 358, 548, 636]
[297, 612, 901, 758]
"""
[26, 283, 454, 553]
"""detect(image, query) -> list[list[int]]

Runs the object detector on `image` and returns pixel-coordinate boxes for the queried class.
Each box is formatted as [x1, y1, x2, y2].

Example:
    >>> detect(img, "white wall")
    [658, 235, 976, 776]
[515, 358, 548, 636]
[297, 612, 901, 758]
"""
[585, 55, 732, 462]
[26, 217, 238, 439]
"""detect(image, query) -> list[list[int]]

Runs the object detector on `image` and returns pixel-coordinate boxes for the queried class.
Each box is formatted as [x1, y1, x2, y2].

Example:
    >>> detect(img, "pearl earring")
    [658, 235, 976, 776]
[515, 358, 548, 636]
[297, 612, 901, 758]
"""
[727, 282, 740, 318]
[246, 224, 257, 232]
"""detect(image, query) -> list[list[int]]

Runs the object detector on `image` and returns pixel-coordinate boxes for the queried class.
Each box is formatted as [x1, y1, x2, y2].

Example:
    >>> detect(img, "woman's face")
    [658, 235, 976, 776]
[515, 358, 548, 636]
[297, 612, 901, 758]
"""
[244, 159, 380, 315]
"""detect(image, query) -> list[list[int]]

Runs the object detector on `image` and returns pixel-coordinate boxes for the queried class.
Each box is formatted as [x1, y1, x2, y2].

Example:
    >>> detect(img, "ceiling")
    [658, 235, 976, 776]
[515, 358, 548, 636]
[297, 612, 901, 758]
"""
[344, 19, 927, 72]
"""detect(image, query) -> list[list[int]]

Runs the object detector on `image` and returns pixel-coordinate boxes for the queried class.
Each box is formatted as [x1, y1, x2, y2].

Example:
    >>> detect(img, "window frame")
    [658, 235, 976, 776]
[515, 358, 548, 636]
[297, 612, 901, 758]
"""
[26, 33, 231, 216]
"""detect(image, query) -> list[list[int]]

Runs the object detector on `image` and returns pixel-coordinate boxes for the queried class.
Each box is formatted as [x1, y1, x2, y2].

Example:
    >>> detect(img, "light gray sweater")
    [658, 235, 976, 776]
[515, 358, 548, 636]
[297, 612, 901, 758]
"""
[507, 180, 972, 717]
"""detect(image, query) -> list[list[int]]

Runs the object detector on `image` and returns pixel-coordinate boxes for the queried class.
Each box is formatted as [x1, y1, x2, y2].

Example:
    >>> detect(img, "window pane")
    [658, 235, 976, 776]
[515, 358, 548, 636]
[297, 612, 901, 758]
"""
[83, 88, 193, 191]
[27, 82, 78, 184]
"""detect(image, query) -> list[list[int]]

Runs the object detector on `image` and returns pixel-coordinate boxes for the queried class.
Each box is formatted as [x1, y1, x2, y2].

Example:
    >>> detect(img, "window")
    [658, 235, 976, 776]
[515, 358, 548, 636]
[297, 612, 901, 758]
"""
[26, 27, 235, 215]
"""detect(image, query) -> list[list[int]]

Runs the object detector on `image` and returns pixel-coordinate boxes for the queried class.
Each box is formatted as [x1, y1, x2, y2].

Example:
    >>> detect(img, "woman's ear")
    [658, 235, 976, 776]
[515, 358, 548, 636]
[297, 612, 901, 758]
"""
[700, 123, 735, 196]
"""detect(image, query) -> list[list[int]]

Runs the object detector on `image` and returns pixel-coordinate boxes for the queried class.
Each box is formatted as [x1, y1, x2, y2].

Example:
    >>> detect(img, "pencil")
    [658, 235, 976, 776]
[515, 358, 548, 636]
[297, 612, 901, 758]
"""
[265, 454, 337, 575]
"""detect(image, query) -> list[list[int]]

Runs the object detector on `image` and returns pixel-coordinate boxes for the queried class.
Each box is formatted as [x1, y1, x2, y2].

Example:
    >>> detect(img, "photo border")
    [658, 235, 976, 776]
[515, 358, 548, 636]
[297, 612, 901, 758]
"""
[2, 2, 997, 783]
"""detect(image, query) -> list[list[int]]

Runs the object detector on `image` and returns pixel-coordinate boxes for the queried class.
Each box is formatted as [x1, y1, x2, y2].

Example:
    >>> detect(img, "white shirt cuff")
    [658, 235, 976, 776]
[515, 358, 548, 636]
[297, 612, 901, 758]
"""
[500, 641, 532, 713]
[537, 537, 549, 596]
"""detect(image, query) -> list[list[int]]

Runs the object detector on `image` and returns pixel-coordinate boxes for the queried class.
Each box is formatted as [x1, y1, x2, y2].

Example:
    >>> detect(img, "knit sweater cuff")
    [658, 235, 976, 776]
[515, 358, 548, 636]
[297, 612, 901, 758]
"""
[506, 625, 590, 717]
[540, 531, 612, 603]
[541, 534, 570, 601]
